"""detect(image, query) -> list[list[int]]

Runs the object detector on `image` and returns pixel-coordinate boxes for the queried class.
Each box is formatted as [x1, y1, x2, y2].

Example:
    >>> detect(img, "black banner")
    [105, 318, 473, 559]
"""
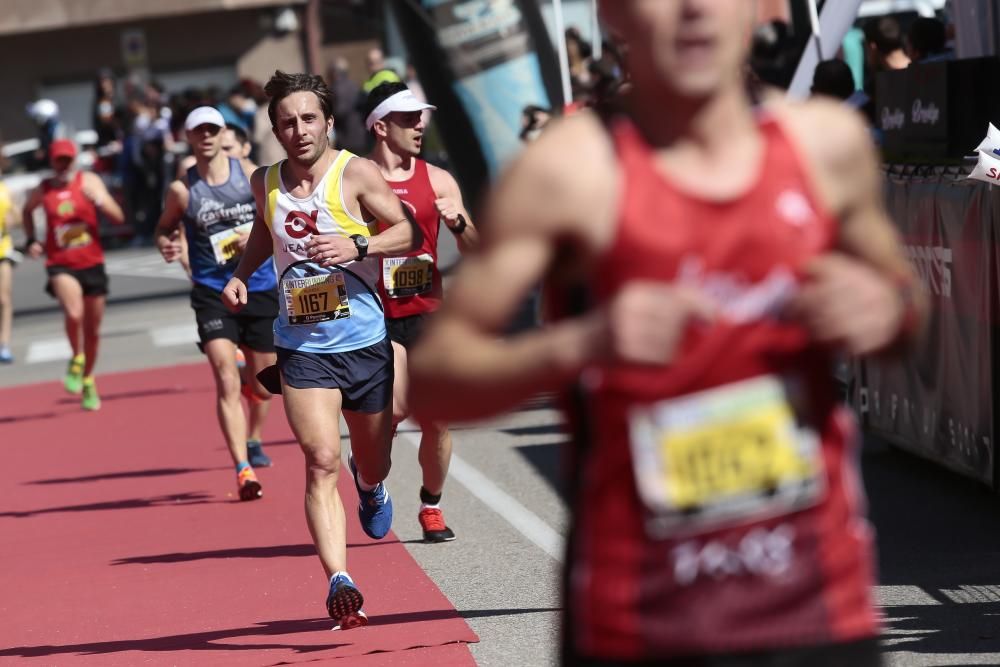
[855, 174, 996, 486]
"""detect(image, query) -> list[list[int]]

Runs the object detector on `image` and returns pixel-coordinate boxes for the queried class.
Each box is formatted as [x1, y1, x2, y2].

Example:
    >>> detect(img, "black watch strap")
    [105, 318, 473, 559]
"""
[448, 215, 467, 235]
[351, 234, 368, 260]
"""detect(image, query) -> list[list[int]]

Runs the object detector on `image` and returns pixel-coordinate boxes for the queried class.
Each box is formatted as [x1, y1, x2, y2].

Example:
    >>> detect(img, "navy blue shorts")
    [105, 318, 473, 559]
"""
[276, 337, 393, 413]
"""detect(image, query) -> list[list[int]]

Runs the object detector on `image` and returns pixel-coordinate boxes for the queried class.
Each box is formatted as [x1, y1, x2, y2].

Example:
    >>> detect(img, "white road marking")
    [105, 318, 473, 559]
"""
[25, 338, 73, 364]
[399, 425, 565, 562]
[151, 323, 199, 347]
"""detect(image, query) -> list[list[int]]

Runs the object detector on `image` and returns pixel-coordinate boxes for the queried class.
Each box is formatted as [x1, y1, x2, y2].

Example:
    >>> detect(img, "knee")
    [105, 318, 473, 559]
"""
[392, 402, 408, 425]
[64, 310, 84, 327]
[304, 448, 342, 478]
[214, 367, 242, 400]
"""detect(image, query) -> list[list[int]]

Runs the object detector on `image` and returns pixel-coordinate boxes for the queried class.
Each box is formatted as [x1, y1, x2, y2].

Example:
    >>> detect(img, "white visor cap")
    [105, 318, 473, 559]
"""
[184, 106, 226, 131]
[365, 90, 437, 131]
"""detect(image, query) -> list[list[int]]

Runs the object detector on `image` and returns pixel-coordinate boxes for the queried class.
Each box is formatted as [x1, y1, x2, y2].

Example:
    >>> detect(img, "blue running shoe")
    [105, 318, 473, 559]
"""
[326, 573, 367, 629]
[0, 346, 12, 364]
[349, 456, 393, 539]
[247, 440, 272, 467]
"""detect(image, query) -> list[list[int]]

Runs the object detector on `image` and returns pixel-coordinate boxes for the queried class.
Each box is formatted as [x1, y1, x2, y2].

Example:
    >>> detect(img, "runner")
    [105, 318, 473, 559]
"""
[22, 139, 124, 409]
[177, 123, 255, 278]
[0, 170, 21, 363]
[155, 106, 276, 502]
[221, 70, 416, 628]
[364, 81, 478, 542]
[409, 1, 927, 665]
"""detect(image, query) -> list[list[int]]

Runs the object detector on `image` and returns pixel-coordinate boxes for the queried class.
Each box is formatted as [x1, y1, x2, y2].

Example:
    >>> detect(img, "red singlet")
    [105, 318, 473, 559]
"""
[41, 172, 103, 270]
[558, 115, 878, 660]
[377, 158, 443, 318]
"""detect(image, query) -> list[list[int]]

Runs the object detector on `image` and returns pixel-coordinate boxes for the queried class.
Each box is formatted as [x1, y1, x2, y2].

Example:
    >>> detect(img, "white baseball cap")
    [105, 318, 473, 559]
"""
[184, 106, 226, 131]
[365, 89, 436, 131]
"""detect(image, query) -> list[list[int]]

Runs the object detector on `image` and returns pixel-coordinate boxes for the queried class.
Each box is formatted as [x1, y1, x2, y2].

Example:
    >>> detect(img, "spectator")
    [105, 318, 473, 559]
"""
[906, 17, 952, 64]
[217, 83, 256, 135]
[327, 57, 367, 155]
[863, 16, 910, 72]
[749, 20, 797, 90]
[811, 59, 856, 101]
[26, 99, 63, 169]
[565, 27, 594, 100]
[92, 68, 122, 149]
[362, 48, 402, 94]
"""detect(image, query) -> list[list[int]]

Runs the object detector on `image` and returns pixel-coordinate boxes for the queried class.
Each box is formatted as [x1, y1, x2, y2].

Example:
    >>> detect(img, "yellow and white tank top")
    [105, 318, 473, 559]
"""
[263, 150, 385, 353]
[0, 182, 12, 259]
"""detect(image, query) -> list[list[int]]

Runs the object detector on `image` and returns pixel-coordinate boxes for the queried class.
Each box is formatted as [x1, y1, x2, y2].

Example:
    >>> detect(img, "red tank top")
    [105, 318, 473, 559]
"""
[377, 159, 443, 318]
[42, 172, 104, 269]
[559, 116, 878, 659]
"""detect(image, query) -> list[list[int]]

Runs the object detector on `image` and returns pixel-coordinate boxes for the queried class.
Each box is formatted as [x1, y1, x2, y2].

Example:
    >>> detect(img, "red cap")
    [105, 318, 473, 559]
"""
[49, 139, 77, 160]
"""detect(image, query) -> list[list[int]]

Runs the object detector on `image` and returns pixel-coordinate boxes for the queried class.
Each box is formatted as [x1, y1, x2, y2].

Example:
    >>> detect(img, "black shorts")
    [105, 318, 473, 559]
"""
[276, 337, 393, 413]
[564, 637, 882, 667]
[385, 312, 429, 350]
[46, 264, 109, 298]
[190, 282, 277, 353]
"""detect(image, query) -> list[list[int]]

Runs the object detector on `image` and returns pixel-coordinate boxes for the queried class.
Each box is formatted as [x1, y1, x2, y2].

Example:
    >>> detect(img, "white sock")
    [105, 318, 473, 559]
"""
[331, 571, 352, 584]
[420, 502, 440, 511]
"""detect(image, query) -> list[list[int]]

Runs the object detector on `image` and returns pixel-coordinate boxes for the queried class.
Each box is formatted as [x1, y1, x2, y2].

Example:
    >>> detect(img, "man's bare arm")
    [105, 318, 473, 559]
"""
[781, 101, 929, 353]
[428, 165, 479, 253]
[231, 168, 275, 283]
[82, 172, 124, 225]
[21, 187, 42, 249]
[409, 115, 618, 422]
[354, 158, 417, 256]
[154, 180, 189, 263]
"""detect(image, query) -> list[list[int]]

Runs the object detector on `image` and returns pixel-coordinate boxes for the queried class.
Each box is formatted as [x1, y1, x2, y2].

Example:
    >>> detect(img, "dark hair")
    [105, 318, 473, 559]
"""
[907, 17, 947, 60]
[863, 17, 904, 55]
[363, 81, 410, 133]
[811, 59, 855, 101]
[264, 70, 333, 128]
[225, 123, 250, 145]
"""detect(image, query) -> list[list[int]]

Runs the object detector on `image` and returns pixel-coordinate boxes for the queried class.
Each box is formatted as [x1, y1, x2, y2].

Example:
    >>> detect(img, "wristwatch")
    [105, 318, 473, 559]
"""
[350, 234, 369, 260]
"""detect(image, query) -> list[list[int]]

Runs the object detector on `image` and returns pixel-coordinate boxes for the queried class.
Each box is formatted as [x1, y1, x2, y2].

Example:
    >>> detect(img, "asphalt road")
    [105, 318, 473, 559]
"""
[5, 246, 1000, 666]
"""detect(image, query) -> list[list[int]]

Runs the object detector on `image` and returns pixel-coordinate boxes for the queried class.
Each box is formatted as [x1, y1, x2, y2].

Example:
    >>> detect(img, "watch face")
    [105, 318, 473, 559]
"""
[357, 236, 368, 248]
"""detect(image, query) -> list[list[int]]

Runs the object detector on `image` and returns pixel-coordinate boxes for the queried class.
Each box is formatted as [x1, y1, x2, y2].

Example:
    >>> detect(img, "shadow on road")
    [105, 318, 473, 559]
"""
[0, 409, 62, 425]
[27, 467, 212, 485]
[112, 541, 399, 566]
[0, 492, 216, 519]
[55, 386, 190, 405]
[864, 437, 1000, 660]
[0, 617, 341, 659]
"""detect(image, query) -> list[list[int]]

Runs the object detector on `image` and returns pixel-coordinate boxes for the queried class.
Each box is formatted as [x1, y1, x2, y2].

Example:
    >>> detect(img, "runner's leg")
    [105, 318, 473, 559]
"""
[390, 340, 408, 424]
[418, 422, 452, 497]
[344, 403, 394, 489]
[243, 345, 275, 442]
[50, 273, 84, 357]
[282, 383, 348, 577]
[81, 295, 105, 378]
[204, 338, 249, 465]
[0, 261, 12, 349]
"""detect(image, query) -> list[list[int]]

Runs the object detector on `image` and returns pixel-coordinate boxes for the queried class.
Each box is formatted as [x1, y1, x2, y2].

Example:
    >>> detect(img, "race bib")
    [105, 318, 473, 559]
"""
[282, 272, 350, 325]
[56, 223, 93, 250]
[629, 375, 825, 535]
[209, 222, 253, 265]
[382, 254, 434, 298]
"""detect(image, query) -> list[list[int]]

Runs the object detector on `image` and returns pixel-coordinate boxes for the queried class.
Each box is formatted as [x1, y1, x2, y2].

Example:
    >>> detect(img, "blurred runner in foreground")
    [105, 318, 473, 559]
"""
[410, 1, 926, 665]
[0, 171, 21, 363]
